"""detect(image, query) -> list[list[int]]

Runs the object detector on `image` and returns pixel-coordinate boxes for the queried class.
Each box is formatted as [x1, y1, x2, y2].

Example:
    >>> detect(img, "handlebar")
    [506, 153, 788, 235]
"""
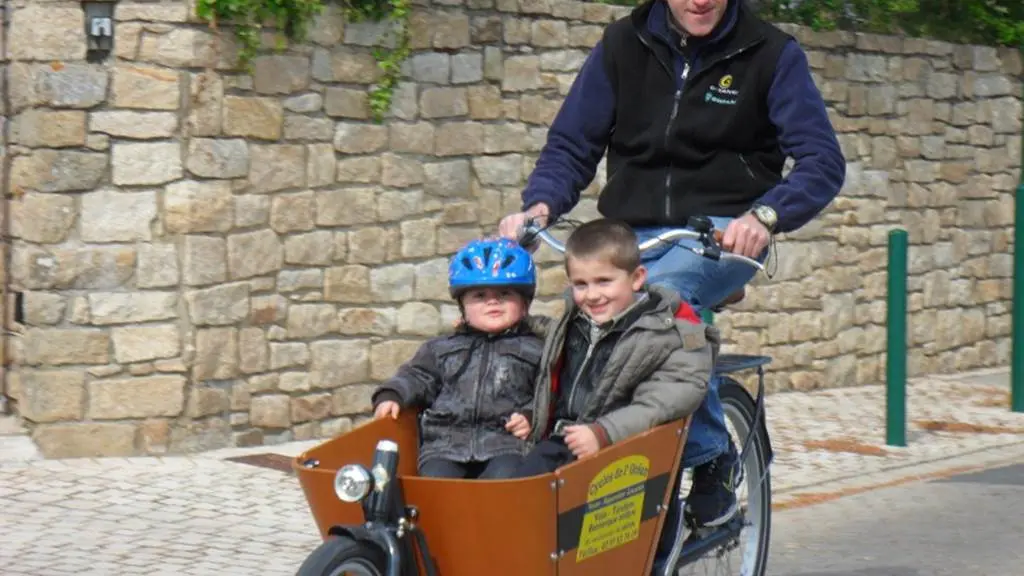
[518, 215, 765, 273]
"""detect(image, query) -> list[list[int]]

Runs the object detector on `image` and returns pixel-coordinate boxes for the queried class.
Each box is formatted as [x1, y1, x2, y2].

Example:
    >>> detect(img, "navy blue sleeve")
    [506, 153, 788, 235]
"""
[758, 39, 846, 233]
[521, 41, 616, 219]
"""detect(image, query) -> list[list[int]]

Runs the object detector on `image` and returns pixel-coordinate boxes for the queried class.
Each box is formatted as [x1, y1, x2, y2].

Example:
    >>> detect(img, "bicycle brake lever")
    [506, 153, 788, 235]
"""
[518, 218, 540, 248]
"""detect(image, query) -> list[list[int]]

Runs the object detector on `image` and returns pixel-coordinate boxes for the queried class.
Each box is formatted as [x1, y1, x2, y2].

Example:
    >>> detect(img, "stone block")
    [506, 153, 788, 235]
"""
[10, 63, 108, 112]
[11, 150, 107, 193]
[111, 324, 181, 364]
[307, 143, 337, 187]
[396, 302, 441, 336]
[309, 340, 371, 388]
[316, 188, 377, 226]
[88, 292, 179, 326]
[186, 282, 250, 326]
[333, 122, 389, 154]
[389, 122, 435, 154]
[285, 231, 335, 266]
[194, 328, 238, 380]
[419, 87, 469, 118]
[137, 244, 180, 288]
[81, 188, 158, 242]
[270, 191, 316, 233]
[91, 111, 179, 139]
[284, 115, 334, 141]
[223, 96, 284, 140]
[22, 328, 111, 366]
[336, 157, 382, 184]
[186, 138, 249, 178]
[19, 370, 85, 423]
[311, 49, 381, 84]
[10, 193, 76, 244]
[32, 423, 138, 458]
[227, 229, 284, 280]
[23, 292, 67, 326]
[112, 65, 181, 110]
[370, 264, 415, 302]
[287, 304, 340, 339]
[503, 56, 541, 91]
[164, 180, 234, 234]
[325, 87, 372, 119]
[250, 395, 292, 428]
[381, 154, 424, 187]
[370, 340, 421, 381]
[248, 144, 306, 193]
[253, 55, 312, 94]
[9, 5, 85, 60]
[139, 28, 218, 67]
[182, 235, 227, 286]
[285, 93, 324, 113]
[112, 142, 184, 186]
[423, 160, 471, 197]
[10, 109, 87, 148]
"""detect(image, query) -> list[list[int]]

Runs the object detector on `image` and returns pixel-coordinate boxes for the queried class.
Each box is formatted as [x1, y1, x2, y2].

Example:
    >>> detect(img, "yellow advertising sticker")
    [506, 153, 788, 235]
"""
[576, 454, 650, 562]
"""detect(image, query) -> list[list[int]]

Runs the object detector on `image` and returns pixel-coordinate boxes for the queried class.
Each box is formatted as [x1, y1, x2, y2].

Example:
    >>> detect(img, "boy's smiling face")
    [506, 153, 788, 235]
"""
[566, 256, 647, 324]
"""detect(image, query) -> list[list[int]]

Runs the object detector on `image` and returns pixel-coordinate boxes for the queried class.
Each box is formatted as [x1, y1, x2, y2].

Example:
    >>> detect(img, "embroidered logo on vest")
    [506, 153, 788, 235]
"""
[705, 74, 739, 105]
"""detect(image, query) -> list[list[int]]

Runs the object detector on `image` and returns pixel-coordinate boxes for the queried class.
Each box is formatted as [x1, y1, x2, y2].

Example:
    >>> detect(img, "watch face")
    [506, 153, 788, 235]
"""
[755, 206, 776, 228]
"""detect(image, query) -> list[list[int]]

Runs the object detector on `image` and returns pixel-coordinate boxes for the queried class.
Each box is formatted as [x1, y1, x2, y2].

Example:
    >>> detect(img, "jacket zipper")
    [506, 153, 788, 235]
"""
[663, 60, 689, 221]
[564, 323, 603, 419]
[738, 154, 756, 180]
[470, 340, 492, 459]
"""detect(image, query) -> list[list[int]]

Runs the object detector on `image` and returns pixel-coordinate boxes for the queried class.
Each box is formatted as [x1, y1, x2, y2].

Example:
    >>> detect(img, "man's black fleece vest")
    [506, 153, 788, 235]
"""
[597, 2, 793, 227]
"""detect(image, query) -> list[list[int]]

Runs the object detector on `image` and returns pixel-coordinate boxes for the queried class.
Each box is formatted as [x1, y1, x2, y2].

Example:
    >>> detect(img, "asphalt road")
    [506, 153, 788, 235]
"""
[768, 458, 1024, 576]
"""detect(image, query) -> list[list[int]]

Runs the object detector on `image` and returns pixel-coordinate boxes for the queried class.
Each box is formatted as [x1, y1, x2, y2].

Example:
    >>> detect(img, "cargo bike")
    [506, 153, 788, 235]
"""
[292, 216, 775, 576]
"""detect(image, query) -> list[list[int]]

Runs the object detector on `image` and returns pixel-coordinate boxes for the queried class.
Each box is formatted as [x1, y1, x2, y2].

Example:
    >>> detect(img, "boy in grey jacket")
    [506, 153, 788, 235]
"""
[515, 218, 718, 476]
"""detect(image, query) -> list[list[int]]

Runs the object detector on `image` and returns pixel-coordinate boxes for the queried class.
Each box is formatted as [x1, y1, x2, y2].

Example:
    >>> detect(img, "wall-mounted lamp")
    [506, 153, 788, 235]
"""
[82, 1, 115, 63]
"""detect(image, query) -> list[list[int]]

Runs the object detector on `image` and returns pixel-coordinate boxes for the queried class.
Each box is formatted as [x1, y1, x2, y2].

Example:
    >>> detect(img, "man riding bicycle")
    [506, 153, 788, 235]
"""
[499, 0, 845, 529]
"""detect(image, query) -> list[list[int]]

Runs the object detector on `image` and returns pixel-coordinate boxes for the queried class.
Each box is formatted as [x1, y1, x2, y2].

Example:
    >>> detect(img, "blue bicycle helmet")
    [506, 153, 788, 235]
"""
[448, 238, 536, 300]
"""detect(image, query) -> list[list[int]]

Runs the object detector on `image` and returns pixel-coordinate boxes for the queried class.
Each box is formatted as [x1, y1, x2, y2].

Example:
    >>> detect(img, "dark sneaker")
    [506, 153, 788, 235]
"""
[685, 446, 740, 527]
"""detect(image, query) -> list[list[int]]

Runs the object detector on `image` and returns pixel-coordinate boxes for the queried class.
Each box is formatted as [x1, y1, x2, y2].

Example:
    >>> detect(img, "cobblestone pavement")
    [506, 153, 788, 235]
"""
[2, 368, 1024, 575]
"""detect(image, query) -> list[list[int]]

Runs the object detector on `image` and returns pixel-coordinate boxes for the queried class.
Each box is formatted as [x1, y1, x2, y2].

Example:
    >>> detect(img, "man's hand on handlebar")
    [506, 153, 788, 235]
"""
[498, 203, 551, 243]
[721, 213, 770, 259]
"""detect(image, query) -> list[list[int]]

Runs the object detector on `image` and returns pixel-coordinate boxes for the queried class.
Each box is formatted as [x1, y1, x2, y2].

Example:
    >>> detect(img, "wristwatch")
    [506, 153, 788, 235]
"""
[750, 204, 778, 233]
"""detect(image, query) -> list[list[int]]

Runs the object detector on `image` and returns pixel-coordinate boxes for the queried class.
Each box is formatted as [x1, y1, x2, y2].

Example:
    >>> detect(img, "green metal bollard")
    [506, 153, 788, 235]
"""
[886, 229, 908, 447]
[1013, 180, 1024, 412]
[1013, 68, 1024, 413]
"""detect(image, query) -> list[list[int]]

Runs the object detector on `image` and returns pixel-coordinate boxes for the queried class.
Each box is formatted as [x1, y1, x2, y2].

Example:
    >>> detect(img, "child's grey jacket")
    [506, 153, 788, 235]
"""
[526, 284, 718, 447]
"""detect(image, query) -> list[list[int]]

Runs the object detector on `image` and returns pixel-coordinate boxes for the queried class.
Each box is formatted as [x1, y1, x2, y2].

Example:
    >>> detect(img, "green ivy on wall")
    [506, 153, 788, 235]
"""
[195, 0, 412, 122]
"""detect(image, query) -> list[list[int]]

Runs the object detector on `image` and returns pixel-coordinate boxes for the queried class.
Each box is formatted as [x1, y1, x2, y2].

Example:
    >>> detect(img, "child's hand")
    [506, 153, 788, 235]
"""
[505, 412, 531, 439]
[374, 401, 400, 419]
[564, 425, 600, 459]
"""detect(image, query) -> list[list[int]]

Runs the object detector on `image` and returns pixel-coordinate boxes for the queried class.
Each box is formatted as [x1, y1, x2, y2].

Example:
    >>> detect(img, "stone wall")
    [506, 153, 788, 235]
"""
[1, 0, 1020, 458]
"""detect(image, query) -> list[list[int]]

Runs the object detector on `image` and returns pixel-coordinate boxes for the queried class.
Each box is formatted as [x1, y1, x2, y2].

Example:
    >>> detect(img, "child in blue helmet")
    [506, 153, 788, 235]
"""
[370, 238, 542, 479]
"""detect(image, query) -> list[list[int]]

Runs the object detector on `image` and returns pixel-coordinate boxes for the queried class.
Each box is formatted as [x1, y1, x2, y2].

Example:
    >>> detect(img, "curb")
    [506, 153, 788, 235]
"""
[772, 439, 1024, 511]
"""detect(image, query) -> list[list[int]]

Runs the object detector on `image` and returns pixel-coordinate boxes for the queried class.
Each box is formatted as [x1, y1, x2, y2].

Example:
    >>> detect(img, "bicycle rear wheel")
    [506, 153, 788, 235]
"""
[677, 376, 771, 576]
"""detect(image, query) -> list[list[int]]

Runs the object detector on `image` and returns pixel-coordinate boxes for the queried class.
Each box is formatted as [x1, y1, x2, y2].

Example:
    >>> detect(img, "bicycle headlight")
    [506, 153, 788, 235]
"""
[333, 464, 372, 503]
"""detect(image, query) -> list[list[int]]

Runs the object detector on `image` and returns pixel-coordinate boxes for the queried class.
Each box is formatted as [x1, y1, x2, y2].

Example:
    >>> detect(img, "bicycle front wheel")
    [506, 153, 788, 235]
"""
[295, 535, 388, 576]
[677, 376, 772, 576]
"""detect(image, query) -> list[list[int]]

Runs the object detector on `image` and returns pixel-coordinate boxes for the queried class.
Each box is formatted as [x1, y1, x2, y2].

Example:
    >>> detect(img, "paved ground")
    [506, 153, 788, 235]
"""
[771, 449, 1024, 576]
[2, 367, 1024, 574]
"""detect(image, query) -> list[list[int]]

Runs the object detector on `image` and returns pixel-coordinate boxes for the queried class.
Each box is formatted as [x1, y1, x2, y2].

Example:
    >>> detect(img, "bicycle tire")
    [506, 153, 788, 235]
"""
[719, 376, 772, 576]
[295, 534, 388, 576]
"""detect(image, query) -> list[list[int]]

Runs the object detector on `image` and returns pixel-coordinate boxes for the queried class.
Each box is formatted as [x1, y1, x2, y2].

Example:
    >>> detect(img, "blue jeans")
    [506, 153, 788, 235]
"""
[635, 216, 765, 469]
